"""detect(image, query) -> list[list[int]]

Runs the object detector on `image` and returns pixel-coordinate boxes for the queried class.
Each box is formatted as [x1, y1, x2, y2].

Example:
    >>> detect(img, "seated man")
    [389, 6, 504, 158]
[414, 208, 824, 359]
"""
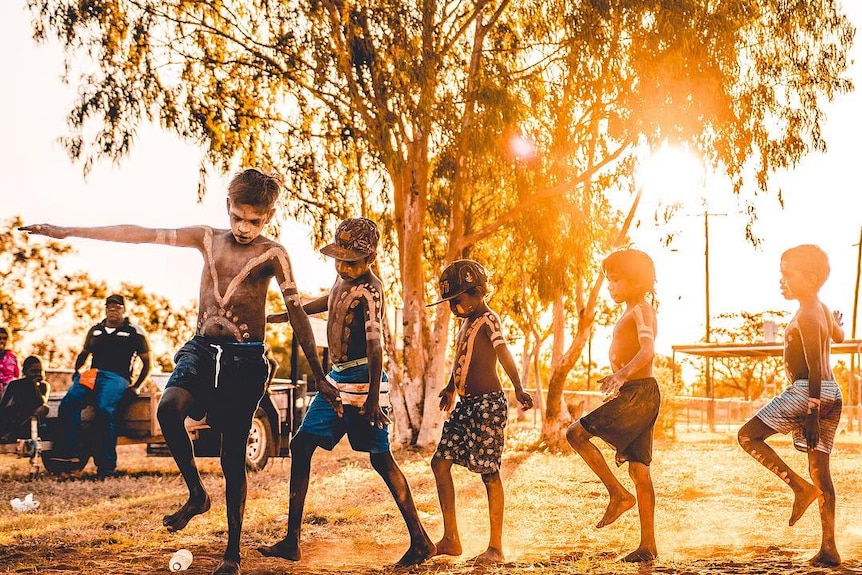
[0, 356, 50, 441]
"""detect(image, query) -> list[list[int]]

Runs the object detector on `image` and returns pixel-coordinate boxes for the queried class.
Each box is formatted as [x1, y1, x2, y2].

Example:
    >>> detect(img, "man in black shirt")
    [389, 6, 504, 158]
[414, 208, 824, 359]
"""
[58, 294, 151, 476]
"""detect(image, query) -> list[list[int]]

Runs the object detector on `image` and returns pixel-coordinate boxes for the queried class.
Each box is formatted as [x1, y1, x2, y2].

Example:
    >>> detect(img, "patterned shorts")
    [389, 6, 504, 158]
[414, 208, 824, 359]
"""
[756, 379, 842, 454]
[435, 390, 507, 474]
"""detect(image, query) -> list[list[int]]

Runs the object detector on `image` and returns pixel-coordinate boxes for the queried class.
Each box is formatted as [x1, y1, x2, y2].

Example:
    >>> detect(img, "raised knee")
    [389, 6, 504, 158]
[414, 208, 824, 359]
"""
[565, 422, 584, 447]
[156, 400, 180, 427]
[737, 429, 751, 449]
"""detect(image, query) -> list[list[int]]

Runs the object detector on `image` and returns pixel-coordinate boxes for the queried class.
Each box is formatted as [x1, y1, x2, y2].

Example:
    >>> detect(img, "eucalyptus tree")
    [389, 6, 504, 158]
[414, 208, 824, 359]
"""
[27, 0, 854, 445]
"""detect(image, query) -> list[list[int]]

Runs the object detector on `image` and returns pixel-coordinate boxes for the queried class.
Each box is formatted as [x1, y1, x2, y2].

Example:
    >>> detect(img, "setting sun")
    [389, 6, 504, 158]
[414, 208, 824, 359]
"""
[638, 144, 705, 206]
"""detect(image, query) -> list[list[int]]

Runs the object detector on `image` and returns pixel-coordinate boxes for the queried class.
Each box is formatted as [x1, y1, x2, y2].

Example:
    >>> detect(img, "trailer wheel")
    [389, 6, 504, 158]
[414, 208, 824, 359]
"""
[246, 408, 273, 471]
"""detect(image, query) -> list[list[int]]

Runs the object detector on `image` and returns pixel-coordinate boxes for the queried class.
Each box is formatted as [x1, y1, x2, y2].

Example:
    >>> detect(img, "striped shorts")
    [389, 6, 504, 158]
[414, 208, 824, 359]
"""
[755, 379, 842, 454]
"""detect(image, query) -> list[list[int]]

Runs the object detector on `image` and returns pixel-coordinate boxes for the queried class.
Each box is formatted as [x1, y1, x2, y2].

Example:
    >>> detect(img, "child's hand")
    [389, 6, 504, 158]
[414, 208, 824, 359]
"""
[833, 310, 844, 327]
[515, 389, 534, 411]
[266, 313, 288, 324]
[598, 373, 624, 399]
[360, 400, 391, 429]
[438, 387, 455, 412]
[317, 378, 343, 418]
[804, 410, 821, 450]
[19, 224, 67, 238]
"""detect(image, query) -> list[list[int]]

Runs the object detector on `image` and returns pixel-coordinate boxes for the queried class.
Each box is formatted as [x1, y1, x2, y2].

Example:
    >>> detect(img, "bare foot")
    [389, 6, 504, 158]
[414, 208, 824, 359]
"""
[621, 547, 657, 562]
[469, 548, 505, 565]
[257, 537, 300, 561]
[433, 536, 462, 557]
[597, 491, 636, 528]
[789, 483, 821, 526]
[394, 538, 436, 568]
[213, 558, 240, 575]
[809, 549, 841, 567]
[163, 494, 211, 532]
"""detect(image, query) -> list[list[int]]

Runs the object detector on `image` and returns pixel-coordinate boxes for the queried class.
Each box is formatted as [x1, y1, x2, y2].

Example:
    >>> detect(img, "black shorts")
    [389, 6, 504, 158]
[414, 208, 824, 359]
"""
[580, 377, 660, 466]
[165, 336, 268, 432]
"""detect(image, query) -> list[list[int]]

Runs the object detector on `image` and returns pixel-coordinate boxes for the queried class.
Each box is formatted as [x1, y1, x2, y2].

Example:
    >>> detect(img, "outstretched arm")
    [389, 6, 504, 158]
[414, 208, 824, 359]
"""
[267, 294, 328, 324]
[19, 224, 203, 248]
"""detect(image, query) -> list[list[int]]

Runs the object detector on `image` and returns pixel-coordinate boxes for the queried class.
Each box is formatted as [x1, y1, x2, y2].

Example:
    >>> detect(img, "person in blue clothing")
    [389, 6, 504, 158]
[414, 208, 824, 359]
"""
[57, 293, 152, 477]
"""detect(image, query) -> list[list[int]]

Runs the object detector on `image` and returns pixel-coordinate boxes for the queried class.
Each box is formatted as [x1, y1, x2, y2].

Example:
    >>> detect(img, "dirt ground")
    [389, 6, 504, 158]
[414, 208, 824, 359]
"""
[2, 427, 862, 575]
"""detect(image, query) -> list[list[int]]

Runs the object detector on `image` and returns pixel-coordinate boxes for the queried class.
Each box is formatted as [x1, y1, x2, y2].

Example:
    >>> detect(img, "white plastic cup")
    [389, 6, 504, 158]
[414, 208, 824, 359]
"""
[169, 549, 193, 571]
[10, 493, 39, 512]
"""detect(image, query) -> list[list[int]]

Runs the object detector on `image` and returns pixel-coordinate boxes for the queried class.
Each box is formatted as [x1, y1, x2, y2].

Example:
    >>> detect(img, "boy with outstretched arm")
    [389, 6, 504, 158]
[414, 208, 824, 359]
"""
[258, 217, 436, 567]
[565, 249, 660, 562]
[737, 244, 844, 567]
[428, 259, 533, 565]
[21, 168, 332, 575]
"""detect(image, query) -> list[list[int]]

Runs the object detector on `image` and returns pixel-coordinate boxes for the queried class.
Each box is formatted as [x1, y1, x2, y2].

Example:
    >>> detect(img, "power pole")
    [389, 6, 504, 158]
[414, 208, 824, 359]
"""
[852, 227, 861, 423]
[701, 210, 725, 432]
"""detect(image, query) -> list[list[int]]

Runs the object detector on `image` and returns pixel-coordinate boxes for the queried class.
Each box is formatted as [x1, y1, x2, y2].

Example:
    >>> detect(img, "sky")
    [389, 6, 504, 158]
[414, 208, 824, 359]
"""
[1, 1, 860, 361]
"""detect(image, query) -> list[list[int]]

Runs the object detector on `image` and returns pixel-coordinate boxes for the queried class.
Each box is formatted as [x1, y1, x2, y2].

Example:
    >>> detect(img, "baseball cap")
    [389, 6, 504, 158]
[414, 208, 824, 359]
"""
[105, 294, 125, 306]
[320, 218, 380, 260]
[427, 259, 488, 306]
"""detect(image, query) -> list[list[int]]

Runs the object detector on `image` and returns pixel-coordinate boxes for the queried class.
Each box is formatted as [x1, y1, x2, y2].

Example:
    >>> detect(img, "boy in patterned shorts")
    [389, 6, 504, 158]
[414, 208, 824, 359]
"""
[738, 245, 845, 567]
[428, 259, 533, 564]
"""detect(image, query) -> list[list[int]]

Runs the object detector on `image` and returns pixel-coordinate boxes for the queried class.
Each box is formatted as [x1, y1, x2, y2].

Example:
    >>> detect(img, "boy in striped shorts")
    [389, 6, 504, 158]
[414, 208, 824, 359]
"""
[738, 244, 845, 567]
[259, 218, 435, 567]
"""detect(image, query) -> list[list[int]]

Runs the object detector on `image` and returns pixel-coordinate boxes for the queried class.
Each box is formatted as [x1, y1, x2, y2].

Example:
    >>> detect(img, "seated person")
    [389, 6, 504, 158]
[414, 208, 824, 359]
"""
[0, 356, 50, 440]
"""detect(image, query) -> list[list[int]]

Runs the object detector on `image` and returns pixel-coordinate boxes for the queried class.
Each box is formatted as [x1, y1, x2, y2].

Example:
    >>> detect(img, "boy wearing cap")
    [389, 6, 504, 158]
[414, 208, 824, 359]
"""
[259, 217, 436, 567]
[22, 169, 330, 575]
[428, 259, 533, 564]
[57, 293, 152, 477]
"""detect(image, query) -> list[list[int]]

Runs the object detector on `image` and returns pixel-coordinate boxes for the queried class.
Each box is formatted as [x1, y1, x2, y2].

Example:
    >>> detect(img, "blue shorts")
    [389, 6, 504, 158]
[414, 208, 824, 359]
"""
[165, 336, 268, 432]
[298, 367, 390, 453]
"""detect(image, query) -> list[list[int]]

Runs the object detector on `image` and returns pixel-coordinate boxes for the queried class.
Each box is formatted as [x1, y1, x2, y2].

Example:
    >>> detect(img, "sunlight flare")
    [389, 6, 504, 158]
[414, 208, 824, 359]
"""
[638, 144, 705, 205]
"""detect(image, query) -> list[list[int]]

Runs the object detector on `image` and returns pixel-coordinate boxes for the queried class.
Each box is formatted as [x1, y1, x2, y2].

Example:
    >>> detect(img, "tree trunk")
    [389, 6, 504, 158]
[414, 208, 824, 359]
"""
[390, 141, 430, 446]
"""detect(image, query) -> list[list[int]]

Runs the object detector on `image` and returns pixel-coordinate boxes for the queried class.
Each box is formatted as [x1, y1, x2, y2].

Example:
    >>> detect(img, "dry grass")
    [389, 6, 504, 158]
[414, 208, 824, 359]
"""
[2, 426, 862, 575]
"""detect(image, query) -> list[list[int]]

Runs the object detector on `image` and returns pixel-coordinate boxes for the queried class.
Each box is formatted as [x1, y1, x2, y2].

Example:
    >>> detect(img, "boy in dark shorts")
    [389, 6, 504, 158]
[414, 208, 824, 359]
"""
[258, 218, 436, 567]
[566, 249, 660, 562]
[21, 168, 331, 575]
[0, 356, 50, 440]
[428, 259, 533, 565]
[738, 245, 844, 567]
